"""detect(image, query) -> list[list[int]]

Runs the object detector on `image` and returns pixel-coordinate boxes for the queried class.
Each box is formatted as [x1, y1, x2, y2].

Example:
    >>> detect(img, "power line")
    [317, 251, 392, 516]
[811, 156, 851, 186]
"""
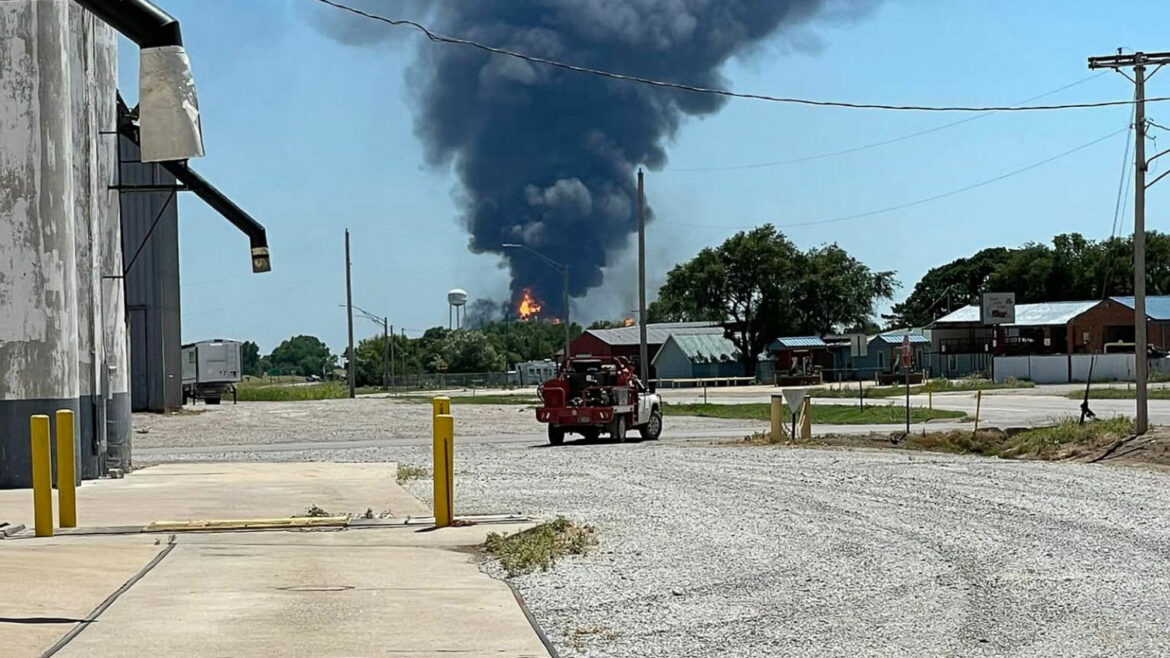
[312, 0, 1169, 114]
[669, 73, 1108, 172]
[675, 126, 1128, 231]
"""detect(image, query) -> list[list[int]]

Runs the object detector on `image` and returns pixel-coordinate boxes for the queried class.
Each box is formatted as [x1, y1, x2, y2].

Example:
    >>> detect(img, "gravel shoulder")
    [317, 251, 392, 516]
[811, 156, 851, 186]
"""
[139, 419, 1170, 657]
[131, 399, 757, 449]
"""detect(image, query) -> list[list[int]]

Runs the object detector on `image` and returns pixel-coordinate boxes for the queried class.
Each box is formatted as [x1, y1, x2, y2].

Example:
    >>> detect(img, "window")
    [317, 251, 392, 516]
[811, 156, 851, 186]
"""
[948, 354, 958, 372]
[877, 352, 885, 369]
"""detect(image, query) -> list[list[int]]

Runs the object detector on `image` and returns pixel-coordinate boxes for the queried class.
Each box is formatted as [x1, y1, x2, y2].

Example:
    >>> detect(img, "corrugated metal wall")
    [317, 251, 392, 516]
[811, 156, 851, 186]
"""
[118, 136, 183, 412]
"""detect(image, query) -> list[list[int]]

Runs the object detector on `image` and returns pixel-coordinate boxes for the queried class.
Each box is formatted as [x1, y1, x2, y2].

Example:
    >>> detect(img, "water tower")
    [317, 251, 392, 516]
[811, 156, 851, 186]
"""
[448, 288, 468, 329]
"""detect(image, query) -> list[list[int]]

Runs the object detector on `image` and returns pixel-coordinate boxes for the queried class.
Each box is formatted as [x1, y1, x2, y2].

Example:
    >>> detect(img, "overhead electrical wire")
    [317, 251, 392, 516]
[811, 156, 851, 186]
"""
[669, 73, 1109, 172]
[312, 0, 1168, 114]
[675, 126, 1129, 231]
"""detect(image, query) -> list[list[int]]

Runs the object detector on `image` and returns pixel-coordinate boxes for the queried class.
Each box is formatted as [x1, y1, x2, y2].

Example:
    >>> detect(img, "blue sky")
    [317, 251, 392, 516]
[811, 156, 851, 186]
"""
[118, 0, 1170, 355]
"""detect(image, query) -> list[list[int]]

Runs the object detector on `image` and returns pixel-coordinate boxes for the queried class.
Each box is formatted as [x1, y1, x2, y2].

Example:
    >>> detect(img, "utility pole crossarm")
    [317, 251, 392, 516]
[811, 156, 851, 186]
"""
[1088, 51, 1170, 69]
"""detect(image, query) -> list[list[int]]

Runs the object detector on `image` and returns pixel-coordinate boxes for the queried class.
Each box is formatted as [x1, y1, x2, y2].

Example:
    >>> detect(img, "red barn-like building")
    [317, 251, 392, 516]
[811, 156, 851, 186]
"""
[568, 322, 724, 379]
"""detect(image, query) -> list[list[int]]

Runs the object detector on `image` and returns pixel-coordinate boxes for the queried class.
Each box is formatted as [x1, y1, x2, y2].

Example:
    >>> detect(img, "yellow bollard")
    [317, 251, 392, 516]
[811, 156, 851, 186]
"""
[433, 413, 454, 527]
[432, 396, 450, 419]
[29, 415, 53, 537]
[973, 390, 983, 434]
[56, 409, 77, 528]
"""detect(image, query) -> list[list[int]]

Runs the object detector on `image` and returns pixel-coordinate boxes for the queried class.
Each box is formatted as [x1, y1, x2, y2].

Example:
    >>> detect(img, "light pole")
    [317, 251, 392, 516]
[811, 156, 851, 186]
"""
[502, 243, 571, 364]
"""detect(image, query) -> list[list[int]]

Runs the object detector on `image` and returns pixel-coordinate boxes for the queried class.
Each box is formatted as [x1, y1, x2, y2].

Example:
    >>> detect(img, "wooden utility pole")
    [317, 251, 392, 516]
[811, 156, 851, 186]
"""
[345, 229, 356, 399]
[1088, 50, 1170, 434]
[382, 317, 390, 390]
[637, 169, 648, 384]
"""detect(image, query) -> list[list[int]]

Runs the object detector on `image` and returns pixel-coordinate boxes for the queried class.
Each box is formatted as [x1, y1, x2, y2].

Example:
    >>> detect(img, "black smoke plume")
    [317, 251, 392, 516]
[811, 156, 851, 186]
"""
[314, 1, 875, 316]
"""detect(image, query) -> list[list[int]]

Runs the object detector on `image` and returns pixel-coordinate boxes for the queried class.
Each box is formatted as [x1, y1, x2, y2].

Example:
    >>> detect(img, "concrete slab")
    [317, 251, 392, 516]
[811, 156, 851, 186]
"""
[0, 535, 164, 655]
[0, 462, 430, 529]
[52, 536, 549, 658]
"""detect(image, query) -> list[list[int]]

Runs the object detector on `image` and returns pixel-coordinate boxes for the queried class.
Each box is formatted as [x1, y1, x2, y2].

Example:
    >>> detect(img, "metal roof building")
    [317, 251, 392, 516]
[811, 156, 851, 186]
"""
[568, 321, 725, 379]
[652, 333, 744, 381]
[932, 300, 1102, 327]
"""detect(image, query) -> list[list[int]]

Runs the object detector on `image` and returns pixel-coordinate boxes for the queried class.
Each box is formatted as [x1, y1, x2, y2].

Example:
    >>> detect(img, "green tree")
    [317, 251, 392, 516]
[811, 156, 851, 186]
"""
[241, 341, 262, 377]
[267, 335, 336, 377]
[439, 330, 505, 373]
[654, 225, 894, 374]
[885, 247, 1011, 327]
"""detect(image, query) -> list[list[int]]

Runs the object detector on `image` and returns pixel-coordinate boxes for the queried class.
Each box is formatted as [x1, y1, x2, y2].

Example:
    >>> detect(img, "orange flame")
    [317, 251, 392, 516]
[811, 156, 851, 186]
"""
[623, 317, 635, 327]
[517, 288, 542, 321]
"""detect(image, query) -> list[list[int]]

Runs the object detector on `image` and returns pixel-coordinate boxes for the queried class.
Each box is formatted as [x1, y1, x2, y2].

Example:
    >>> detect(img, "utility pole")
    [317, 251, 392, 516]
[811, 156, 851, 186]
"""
[382, 317, 390, 390]
[1089, 50, 1170, 435]
[389, 324, 395, 393]
[637, 169, 649, 384]
[344, 229, 355, 399]
[562, 265, 571, 363]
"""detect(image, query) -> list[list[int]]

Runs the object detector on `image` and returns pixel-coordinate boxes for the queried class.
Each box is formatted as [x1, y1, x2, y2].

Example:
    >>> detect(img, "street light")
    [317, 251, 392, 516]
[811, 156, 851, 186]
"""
[502, 243, 571, 365]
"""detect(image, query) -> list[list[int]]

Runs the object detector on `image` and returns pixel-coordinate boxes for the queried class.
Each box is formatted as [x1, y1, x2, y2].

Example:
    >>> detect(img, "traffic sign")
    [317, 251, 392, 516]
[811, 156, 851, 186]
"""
[901, 335, 911, 367]
[782, 388, 806, 413]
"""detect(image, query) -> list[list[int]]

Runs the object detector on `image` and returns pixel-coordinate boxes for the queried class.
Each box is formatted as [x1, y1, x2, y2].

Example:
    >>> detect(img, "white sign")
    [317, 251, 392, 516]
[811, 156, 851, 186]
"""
[846, 333, 868, 358]
[782, 389, 806, 413]
[981, 292, 1016, 325]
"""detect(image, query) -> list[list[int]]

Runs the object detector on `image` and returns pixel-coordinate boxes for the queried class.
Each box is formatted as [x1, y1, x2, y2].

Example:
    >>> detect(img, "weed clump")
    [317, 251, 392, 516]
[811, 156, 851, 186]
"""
[483, 517, 597, 577]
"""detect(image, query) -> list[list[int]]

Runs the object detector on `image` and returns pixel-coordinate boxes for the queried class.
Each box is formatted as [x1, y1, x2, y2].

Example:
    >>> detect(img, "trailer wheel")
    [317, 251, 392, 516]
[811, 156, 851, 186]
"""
[610, 415, 627, 442]
[639, 408, 663, 441]
[548, 425, 565, 446]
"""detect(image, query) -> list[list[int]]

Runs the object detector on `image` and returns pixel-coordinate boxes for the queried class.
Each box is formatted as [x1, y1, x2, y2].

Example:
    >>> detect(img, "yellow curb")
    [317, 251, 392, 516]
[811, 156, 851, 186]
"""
[145, 516, 350, 532]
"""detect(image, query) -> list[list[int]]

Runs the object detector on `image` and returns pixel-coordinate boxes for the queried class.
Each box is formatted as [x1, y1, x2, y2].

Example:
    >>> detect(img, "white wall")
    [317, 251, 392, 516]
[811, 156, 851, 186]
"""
[994, 354, 1170, 384]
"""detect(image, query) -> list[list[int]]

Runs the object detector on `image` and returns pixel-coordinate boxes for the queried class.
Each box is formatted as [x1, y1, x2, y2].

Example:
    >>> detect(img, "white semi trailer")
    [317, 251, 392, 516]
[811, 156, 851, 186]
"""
[182, 339, 243, 405]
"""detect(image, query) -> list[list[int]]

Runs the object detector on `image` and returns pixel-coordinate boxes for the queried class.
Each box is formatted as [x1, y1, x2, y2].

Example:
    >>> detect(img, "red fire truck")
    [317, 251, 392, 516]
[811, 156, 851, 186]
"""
[535, 356, 663, 445]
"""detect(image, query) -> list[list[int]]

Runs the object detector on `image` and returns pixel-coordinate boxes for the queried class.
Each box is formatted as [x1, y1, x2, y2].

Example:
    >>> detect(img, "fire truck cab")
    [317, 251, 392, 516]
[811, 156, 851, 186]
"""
[535, 356, 663, 445]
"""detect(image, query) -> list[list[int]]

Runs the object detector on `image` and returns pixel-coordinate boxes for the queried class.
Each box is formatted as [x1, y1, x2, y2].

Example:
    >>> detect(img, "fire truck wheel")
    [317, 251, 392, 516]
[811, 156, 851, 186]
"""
[547, 425, 566, 446]
[610, 416, 628, 442]
[639, 408, 662, 441]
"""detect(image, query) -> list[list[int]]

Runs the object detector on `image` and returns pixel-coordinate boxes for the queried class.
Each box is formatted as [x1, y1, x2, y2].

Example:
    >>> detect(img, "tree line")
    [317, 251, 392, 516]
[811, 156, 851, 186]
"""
[240, 226, 1157, 382]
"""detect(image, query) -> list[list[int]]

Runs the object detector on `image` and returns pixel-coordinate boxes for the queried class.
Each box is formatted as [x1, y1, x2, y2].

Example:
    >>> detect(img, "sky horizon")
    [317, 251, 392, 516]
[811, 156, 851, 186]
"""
[117, 0, 1170, 357]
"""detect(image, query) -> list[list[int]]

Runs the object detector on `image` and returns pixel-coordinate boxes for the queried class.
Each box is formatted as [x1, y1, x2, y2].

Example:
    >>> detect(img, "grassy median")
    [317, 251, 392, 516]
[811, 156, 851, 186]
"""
[810, 378, 1033, 399]
[907, 417, 1135, 459]
[1064, 387, 1170, 400]
[664, 402, 966, 424]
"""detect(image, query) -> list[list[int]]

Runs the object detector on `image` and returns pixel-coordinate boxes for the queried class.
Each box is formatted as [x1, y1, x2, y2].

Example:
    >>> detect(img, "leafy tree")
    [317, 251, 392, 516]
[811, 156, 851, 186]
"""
[587, 320, 631, 330]
[241, 340, 261, 377]
[890, 231, 1170, 329]
[439, 330, 505, 372]
[654, 225, 895, 374]
[267, 335, 335, 377]
[885, 247, 1011, 327]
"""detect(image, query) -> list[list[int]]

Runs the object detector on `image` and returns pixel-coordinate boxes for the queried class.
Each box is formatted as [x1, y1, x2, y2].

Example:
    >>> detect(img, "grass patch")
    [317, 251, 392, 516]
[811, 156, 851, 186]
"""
[664, 402, 965, 424]
[811, 378, 1033, 399]
[906, 417, 1135, 460]
[397, 394, 540, 405]
[1065, 386, 1170, 400]
[235, 382, 382, 401]
[483, 517, 597, 577]
[396, 464, 429, 485]
[303, 504, 330, 517]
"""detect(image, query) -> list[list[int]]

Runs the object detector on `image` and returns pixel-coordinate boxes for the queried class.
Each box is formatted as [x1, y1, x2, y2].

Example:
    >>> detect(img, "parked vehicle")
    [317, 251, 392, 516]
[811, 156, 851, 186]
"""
[182, 339, 243, 405]
[535, 356, 662, 445]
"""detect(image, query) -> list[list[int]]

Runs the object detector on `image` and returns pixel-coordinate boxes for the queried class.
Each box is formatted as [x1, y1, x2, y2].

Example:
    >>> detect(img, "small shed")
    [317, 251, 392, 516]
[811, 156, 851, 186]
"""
[652, 333, 743, 382]
[851, 331, 930, 376]
[769, 336, 834, 375]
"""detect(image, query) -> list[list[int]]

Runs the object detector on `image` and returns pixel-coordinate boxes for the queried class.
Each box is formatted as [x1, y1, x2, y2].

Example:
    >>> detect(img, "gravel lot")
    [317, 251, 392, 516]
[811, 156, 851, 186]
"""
[138, 405, 1170, 657]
